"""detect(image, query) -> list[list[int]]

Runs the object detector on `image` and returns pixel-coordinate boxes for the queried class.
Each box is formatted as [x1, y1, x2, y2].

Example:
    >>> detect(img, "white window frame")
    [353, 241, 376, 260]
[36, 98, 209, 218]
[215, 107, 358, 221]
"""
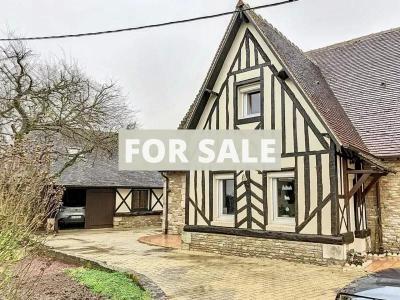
[238, 83, 261, 119]
[266, 171, 296, 232]
[212, 173, 234, 227]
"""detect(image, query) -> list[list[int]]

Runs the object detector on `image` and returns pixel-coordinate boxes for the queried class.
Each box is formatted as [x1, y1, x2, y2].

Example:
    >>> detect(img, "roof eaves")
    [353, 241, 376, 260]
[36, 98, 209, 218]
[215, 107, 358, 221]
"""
[347, 145, 396, 174]
[179, 12, 241, 129]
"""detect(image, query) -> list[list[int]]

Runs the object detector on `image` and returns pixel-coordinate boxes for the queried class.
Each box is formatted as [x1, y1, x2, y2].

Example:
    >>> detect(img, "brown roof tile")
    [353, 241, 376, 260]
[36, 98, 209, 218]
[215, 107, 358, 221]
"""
[307, 27, 400, 157]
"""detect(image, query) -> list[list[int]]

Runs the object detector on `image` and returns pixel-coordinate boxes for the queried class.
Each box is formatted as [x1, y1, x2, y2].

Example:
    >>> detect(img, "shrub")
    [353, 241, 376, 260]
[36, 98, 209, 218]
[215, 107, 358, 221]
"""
[0, 142, 63, 297]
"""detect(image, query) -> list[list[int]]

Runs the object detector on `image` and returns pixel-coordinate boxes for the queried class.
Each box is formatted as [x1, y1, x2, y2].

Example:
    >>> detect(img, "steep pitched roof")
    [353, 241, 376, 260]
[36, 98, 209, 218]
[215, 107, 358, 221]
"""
[179, 4, 367, 153]
[307, 27, 400, 157]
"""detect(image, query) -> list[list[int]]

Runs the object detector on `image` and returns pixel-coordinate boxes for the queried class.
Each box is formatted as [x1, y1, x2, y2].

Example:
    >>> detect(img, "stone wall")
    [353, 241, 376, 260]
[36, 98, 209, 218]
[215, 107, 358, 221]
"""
[163, 172, 186, 234]
[380, 160, 400, 252]
[365, 179, 380, 252]
[182, 231, 346, 266]
[366, 160, 400, 253]
[113, 213, 162, 229]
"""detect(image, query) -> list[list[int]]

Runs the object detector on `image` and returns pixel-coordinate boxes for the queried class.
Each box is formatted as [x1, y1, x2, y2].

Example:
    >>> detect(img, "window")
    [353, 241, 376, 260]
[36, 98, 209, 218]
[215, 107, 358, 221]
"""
[212, 174, 235, 226]
[267, 172, 295, 229]
[238, 83, 261, 119]
[131, 190, 149, 211]
[273, 177, 295, 219]
[221, 179, 235, 215]
[244, 91, 261, 117]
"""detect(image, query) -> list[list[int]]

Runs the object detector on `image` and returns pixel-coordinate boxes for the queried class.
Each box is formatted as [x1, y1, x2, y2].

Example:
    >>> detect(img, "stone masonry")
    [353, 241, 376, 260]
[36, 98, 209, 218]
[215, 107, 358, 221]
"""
[182, 231, 345, 266]
[365, 177, 379, 252]
[163, 171, 186, 234]
[113, 214, 162, 229]
[366, 160, 400, 253]
[380, 160, 400, 252]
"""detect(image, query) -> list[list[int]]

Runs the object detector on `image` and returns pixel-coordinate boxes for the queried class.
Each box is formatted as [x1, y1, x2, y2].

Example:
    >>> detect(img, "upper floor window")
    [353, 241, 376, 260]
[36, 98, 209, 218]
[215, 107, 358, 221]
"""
[244, 91, 261, 117]
[237, 83, 261, 120]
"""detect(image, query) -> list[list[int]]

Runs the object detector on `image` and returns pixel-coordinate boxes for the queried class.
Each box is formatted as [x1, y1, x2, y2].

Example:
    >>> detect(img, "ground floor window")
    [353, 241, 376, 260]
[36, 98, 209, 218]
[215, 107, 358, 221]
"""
[131, 190, 149, 211]
[267, 172, 296, 230]
[213, 173, 234, 226]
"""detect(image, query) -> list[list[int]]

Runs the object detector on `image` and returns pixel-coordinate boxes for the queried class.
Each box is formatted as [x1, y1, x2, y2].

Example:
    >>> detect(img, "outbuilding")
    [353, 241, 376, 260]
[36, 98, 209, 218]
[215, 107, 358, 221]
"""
[56, 150, 164, 229]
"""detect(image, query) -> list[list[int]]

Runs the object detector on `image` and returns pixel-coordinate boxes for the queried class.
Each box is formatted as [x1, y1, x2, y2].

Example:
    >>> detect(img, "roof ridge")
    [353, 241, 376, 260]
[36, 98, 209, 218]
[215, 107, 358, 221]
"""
[307, 26, 400, 55]
[246, 5, 305, 55]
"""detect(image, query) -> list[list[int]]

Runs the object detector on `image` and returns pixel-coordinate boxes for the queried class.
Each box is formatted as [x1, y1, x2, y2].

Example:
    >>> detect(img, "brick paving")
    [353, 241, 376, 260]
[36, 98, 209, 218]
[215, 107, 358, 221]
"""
[138, 233, 182, 249]
[47, 228, 366, 300]
[367, 257, 400, 272]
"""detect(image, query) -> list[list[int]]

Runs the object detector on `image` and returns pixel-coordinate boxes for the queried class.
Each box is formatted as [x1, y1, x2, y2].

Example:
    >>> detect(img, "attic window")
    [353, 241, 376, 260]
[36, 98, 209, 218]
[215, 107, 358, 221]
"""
[244, 91, 261, 117]
[238, 83, 261, 120]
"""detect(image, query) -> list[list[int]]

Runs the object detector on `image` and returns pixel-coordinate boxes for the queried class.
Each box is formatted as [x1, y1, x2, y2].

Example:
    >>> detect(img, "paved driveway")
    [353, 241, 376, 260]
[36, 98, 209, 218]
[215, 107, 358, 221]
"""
[47, 228, 365, 300]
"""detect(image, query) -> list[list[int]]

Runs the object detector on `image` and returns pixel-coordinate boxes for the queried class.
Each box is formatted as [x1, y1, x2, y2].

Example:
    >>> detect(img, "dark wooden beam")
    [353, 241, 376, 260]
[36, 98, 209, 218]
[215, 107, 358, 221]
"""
[347, 173, 370, 200]
[296, 193, 331, 233]
[354, 228, 371, 239]
[185, 172, 190, 225]
[346, 169, 385, 175]
[277, 69, 289, 80]
[183, 225, 354, 245]
[205, 88, 219, 97]
[188, 197, 210, 225]
[361, 174, 381, 198]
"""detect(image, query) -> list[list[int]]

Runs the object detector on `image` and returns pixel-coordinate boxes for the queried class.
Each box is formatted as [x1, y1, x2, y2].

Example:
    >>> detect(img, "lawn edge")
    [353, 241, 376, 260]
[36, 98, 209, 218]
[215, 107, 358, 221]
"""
[43, 247, 168, 300]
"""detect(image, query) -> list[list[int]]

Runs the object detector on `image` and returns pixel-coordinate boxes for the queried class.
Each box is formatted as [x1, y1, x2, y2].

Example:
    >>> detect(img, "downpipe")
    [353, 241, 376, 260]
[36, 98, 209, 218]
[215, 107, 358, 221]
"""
[160, 172, 169, 234]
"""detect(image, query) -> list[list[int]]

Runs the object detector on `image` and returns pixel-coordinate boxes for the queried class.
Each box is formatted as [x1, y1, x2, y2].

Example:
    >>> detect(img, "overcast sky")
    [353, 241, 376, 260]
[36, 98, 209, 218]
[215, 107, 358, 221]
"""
[1, 0, 399, 128]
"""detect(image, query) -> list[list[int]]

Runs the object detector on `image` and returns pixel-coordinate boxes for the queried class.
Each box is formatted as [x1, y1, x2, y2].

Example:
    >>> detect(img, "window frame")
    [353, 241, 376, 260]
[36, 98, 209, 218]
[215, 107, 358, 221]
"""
[131, 189, 150, 211]
[243, 91, 261, 118]
[238, 83, 261, 120]
[266, 171, 296, 231]
[212, 173, 235, 226]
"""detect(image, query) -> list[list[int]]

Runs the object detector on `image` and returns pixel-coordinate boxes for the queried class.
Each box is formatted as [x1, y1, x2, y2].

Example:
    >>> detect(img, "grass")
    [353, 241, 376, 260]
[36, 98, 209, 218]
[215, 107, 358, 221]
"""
[66, 267, 151, 300]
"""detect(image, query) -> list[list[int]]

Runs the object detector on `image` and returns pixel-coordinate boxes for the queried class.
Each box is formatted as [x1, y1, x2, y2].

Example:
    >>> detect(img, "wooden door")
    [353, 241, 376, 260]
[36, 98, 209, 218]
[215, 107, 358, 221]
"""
[85, 189, 115, 229]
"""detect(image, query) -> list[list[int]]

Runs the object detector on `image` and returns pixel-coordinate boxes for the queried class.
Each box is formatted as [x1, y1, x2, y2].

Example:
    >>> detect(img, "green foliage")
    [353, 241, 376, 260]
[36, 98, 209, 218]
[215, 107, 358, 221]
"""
[346, 249, 366, 266]
[66, 267, 150, 300]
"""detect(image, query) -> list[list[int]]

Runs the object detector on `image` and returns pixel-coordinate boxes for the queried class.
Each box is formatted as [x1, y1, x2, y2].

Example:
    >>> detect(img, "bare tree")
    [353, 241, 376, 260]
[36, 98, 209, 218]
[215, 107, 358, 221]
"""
[0, 41, 137, 175]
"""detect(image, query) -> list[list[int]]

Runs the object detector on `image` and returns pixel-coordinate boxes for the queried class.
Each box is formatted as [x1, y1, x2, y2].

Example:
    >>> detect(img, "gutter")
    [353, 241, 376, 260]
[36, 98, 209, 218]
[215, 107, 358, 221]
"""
[160, 172, 169, 234]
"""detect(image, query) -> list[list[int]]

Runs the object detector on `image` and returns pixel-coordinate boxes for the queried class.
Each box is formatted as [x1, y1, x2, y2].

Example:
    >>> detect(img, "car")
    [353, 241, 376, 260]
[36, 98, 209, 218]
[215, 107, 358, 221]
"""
[336, 268, 400, 300]
[57, 205, 85, 226]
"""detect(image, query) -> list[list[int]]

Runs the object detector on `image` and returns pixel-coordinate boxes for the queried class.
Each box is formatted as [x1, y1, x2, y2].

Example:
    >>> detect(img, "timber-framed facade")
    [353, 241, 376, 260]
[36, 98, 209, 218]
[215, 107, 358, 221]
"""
[164, 3, 395, 264]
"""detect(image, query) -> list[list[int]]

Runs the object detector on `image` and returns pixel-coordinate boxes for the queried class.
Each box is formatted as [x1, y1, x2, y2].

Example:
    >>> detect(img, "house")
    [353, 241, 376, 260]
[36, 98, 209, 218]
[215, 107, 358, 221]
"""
[56, 148, 164, 229]
[163, 2, 400, 265]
